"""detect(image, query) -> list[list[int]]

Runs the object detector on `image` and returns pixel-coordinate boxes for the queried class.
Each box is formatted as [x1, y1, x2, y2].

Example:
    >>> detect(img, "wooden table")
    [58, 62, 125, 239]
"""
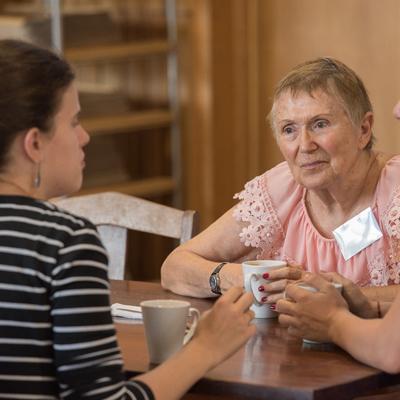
[111, 280, 399, 400]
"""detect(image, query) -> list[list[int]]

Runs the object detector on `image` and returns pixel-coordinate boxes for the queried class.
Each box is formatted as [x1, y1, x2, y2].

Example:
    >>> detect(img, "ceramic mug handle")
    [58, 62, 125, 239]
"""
[183, 307, 200, 345]
[249, 273, 263, 305]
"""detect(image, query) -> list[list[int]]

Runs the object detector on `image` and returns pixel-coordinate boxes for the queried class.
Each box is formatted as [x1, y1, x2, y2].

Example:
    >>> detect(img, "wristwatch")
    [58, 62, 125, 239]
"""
[209, 262, 228, 295]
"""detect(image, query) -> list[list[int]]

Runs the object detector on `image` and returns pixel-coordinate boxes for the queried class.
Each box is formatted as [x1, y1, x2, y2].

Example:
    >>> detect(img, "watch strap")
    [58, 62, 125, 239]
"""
[213, 261, 228, 275]
[209, 262, 228, 294]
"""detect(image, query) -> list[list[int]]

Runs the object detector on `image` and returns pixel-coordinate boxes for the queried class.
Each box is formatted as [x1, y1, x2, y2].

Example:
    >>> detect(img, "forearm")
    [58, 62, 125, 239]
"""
[331, 309, 400, 373]
[161, 207, 254, 297]
[362, 285, 400, 302]
[134, 339, 215, 400]
[161, 248, 242, 297]
[161, 248, 221, 297]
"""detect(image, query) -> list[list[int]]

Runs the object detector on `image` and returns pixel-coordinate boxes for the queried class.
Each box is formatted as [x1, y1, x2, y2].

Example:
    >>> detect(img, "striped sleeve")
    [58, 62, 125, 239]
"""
[51, 219, 154, 400]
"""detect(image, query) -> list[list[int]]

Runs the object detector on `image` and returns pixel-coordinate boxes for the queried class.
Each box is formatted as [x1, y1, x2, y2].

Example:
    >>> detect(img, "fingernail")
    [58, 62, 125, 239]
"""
[263, 273, 269, 279]
[270, 304, 276, 310]
[261, 296, 268, 303]
[258, 285, 265, 292]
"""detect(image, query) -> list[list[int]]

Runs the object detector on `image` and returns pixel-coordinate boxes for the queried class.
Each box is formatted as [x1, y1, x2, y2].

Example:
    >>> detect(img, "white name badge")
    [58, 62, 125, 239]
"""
[332, 207, 383, 261]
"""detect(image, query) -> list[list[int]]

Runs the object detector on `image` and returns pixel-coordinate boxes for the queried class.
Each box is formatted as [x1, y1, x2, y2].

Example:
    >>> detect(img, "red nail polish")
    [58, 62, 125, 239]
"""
[261, 296, 268, 303]
[263, 273, 269, 279]
[258, 285, 264, 292]
[270, 304, 276, 310]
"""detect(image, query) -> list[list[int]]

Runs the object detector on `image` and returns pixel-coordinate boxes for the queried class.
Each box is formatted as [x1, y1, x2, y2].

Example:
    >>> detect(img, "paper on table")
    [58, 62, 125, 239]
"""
[111, 303, 142, 320]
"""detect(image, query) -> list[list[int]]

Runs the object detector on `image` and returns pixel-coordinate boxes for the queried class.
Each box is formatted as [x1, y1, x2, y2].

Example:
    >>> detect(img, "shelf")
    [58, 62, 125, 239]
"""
[78, 176, 175, 198]
[65, 40, 170, 62]
[82, 110, 172, 136]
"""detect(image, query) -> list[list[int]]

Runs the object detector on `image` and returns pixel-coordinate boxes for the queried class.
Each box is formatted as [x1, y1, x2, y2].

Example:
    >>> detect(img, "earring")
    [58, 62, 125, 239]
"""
[34, 163, 41, 188]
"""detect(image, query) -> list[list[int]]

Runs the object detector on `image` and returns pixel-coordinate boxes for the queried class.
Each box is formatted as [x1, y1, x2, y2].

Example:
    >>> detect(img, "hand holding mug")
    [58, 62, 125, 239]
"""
[257, 264, 305, 304]
[276, 273, 349, 343]
[320, 272, 378, 319]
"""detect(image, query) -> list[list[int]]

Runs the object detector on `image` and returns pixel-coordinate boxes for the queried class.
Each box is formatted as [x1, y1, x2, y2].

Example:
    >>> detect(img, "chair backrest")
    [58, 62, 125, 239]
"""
[54, 192, 198, 280]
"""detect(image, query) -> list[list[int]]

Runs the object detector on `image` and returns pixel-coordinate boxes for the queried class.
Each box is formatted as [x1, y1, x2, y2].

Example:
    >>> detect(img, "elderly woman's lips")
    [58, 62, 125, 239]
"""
[300, 161, 326, 169]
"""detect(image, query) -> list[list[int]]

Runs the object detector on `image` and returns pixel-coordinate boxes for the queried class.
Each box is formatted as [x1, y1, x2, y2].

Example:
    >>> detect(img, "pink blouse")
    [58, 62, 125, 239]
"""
[233, 156, 400, 287]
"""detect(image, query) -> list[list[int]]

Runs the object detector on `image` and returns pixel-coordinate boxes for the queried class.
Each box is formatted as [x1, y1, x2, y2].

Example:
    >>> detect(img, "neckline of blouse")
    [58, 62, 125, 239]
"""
[300, 152, 396, 243]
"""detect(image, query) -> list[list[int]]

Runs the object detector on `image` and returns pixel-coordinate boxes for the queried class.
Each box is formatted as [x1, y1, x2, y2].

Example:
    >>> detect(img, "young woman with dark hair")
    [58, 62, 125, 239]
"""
[0, 39, 256, 400]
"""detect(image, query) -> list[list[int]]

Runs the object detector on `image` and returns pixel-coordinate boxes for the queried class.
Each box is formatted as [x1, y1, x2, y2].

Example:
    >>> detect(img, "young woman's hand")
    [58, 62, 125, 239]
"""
[192, 287, 256, 368]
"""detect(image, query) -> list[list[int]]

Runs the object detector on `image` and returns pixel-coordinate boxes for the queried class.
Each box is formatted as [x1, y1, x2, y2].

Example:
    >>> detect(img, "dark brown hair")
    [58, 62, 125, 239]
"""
[0, 39, 74, 168]
[268, 57, 375, 149]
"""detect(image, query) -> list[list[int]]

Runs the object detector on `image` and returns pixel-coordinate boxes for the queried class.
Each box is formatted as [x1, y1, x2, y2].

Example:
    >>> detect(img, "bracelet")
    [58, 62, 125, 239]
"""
[376, 300, 382, 318]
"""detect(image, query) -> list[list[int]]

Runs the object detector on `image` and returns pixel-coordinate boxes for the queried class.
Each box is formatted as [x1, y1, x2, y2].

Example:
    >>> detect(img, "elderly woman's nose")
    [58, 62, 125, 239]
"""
[393, 100, 400, 120]
[299, 128, 317, 151]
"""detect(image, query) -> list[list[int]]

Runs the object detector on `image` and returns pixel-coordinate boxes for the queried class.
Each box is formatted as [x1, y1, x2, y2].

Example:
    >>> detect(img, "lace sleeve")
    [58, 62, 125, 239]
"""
[383, 186, 400, 241]
[233, 175, 283, 252]
[382, 186, 400, 266]
[370, 186, 400, 286]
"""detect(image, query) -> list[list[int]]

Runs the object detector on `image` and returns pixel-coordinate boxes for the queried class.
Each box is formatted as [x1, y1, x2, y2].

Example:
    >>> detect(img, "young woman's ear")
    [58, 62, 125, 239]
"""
[359, 111, 374, 150]
[23, 127, 45, 163]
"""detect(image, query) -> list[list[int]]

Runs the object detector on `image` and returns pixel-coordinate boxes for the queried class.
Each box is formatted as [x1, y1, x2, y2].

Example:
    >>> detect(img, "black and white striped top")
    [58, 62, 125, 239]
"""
[0, 196, 154, 400]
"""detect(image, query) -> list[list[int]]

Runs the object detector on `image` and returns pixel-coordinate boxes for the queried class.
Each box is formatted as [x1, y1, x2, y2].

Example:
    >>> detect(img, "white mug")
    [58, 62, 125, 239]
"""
[242, 259, 287, 318]
[140, 299, 200, 364]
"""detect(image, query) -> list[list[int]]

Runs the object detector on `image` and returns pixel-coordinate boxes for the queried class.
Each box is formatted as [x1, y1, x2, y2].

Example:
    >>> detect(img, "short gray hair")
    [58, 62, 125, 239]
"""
[267, 57, 374, 150]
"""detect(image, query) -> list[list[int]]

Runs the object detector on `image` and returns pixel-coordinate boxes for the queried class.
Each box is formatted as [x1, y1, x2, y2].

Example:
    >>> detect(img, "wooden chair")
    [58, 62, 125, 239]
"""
[54, 192, 198, 280]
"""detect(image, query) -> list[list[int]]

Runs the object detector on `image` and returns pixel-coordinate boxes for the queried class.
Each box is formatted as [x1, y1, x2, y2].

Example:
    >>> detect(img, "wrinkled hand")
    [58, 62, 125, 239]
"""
[260, 265, 304, 303]
[220, 263, 244, 293]
[276, 273, 348, 342]
[320, 272, 377, 319]
[194, 287, 257, 367]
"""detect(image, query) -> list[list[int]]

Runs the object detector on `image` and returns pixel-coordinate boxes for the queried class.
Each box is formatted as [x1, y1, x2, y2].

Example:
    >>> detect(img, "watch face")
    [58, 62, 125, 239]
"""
[210, 274, 220, 293]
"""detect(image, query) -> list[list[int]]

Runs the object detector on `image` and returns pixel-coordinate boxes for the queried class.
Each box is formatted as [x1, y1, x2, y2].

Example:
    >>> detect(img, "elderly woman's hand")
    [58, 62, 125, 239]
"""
[258, 264, 304, 304]
[320, 272, 378, 319]
[276, 273, 349, 342]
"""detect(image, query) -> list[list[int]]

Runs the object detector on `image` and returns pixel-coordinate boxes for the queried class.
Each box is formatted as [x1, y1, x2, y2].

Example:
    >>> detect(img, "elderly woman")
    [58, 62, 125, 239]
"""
[276, 99, 400, 374]
[0, 39, 256, 400]
[162, 57, 400, 304]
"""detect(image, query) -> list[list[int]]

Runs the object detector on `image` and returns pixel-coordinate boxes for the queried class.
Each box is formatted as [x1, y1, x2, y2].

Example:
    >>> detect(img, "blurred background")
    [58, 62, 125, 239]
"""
[1, 0, 399, 280]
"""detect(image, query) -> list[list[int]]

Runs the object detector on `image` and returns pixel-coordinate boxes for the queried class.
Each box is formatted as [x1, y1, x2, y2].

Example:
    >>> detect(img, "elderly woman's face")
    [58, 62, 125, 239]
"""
[273, 89, 372, 191]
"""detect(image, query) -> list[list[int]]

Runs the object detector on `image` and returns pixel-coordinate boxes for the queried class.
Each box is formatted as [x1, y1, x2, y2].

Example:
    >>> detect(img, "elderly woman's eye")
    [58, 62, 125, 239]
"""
[282, 125, 294, 135]
[314, 120, 328, 129]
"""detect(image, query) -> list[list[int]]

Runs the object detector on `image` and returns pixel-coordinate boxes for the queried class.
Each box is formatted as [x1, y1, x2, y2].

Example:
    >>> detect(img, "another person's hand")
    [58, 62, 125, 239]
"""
[193, 287, 256, 367]
[258, 265, 304, 304]
[276, 273, 349, 342]
[320, 272, 378, 318]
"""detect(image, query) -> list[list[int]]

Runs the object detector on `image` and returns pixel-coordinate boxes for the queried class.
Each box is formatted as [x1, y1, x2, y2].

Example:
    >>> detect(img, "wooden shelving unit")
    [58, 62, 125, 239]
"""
[81, 110, 172, 136]
[65, 40, 170, 62]
[53, 0, 180, 204]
